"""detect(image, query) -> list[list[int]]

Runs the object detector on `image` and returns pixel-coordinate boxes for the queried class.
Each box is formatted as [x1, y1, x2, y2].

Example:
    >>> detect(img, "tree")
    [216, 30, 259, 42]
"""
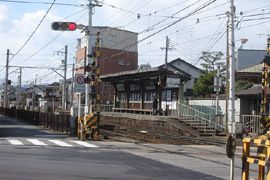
[199, 51, 224, 73]
[193, 71, 215, 97]
[193, 51, 225, 97]
[235, 80, 254, 93]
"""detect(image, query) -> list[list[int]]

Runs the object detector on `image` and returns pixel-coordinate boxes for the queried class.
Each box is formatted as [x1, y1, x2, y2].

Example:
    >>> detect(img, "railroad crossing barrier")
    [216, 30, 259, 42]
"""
[242, 132, 270, 180]
[78, 114, 99, 141]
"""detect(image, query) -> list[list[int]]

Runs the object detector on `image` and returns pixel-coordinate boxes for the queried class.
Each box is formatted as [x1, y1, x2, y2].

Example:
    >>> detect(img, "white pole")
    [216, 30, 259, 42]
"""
[229, 0, 235, 134]
[78, 93, 83, 140]
[62, 45, 68, 110]
[4, 49, 9, 108]
[85, 0, 93, 115]
[229, 1, 235, 180]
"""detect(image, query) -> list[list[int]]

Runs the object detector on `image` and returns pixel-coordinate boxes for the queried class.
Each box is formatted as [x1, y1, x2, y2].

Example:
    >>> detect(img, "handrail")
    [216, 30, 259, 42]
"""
[178, 102, 225, 131]
[185, 101, 223, 115]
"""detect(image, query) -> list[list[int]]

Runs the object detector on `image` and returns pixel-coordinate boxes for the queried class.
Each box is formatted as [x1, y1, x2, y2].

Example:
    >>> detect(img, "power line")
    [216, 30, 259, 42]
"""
[8, 0, 56, 64]
[0, 0, 84, 7]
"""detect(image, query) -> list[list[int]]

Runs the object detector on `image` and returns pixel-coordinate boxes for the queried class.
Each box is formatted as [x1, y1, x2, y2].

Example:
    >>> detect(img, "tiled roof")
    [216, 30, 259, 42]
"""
[236, 84, 269, 96]
[237, 63, 262, 73]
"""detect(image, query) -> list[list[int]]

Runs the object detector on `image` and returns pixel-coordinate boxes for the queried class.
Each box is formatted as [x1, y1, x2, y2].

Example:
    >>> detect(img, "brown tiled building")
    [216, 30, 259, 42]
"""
[75, 27, 138, 104]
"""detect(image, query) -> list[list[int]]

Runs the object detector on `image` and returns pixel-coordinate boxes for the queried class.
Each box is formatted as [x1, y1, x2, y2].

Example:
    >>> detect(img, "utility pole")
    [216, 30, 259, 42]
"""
[4, 49, 10, 108]
[226, 12, 230, 134]
[62, 45, 67, 110]
[229, 0, 236, 134]
[215, 64, 220, 133]
[70, 58, 75, 107]
[85, 0, 101, 114]
[161, 36, 174, 115]
[229, 1, 235, 180]
[16, 67, 22, 108]
[85, 0, 93, 115]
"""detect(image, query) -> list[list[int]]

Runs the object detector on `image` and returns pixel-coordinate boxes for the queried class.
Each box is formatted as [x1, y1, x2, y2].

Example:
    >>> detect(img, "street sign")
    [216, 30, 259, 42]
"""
[74, 74, 85, 93]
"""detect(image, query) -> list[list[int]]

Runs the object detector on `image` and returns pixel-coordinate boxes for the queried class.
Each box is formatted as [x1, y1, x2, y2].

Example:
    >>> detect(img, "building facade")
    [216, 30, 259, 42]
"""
[75, 27, 138, 104]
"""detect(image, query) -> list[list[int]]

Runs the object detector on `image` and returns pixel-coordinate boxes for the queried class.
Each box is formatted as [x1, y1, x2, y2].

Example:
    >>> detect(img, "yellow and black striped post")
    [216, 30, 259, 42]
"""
[260, 38, 270, 132]
[95, 31, 101, 140]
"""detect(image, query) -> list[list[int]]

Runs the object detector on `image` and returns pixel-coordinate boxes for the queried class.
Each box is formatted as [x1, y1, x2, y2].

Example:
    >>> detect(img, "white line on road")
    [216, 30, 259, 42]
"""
[49, 140, 73, 147]
[8, 140, 23, 145]
[71, 141, 98, 148]
[27, 139, 47, 146]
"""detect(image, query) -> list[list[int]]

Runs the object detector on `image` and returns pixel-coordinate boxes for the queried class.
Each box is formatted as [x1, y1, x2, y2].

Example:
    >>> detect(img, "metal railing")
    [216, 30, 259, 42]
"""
[186, 101, 223, 115]
[240, 114, 261, 136]
[101, 104, 113, 112]
[175, 102, 225, 132]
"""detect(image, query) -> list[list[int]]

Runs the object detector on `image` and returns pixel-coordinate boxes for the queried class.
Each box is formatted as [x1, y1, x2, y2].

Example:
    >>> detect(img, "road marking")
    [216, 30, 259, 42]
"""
[27, 139, 47, 146]
[8, 140, 23, 145]
[49, 140, 73, 147]
[71, 141, 98, 148]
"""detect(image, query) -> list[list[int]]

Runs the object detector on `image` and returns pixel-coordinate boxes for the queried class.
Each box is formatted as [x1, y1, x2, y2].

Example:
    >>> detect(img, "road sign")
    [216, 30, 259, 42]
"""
[74, 74, 85, 93]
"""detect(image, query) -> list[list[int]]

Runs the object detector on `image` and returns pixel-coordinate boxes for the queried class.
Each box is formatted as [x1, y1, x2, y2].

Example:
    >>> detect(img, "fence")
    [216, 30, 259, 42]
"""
[241, 114, 261, 136]
[0, 107, 71, 134]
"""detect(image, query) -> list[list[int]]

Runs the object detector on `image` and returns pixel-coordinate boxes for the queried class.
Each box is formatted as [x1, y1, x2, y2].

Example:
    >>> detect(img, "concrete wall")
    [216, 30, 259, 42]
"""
[80, 27, 138, 52]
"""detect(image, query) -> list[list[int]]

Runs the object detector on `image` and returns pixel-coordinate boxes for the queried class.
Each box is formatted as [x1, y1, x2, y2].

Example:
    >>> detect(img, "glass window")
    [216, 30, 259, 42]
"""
[130, 92, 141, 101]
[119, 60, 124, 65]
[162, 90, 171, 101]
[118, 92, 126, 101]
[130, 84, 140, 91]
[126, 60, 130, 66]
[116, 83, 125, 91]
[145, 92, 154, 101]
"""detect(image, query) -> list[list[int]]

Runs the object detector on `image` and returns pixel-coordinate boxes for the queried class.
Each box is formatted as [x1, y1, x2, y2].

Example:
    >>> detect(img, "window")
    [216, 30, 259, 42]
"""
[108, 35, 116, 42]
[130, 92, 141, 101]
[119, 60, 124, 65]
[130, 84, 140, 91]
[162, 90, 171, 101]
[116, 83, 125, 91]
[118, 92, 126, 101]
[144, 81, 156, 90]
[145, 92, 155, 101]
[126, 60, 130, 66]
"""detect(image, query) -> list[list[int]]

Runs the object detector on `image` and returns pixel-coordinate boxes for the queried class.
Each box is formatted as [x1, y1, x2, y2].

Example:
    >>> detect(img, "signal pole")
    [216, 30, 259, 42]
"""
[85, 0, 93, 114]
[62, 45, 67, 110]
[4, 49, 10, 108]
[85, 0, 101, 114]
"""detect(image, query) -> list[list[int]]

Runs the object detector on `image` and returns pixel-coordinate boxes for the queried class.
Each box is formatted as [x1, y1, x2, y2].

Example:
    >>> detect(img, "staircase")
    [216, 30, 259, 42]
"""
[176, 103, 226, 136]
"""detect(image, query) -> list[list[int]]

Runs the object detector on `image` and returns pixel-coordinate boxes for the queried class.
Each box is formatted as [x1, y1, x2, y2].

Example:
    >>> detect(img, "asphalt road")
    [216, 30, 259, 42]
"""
[0, 115, 259, 180]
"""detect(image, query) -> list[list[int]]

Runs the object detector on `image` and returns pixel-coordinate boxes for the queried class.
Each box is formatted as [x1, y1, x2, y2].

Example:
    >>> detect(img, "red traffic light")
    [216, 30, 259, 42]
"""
[84, 77, 91, 84]
[84, 65, 91, 72]
[51, 22, 77, 31]
[69, 23, 76, 31]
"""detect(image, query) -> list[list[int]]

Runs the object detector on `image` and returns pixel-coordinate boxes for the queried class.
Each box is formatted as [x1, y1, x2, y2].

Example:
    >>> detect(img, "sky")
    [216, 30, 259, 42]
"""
[0, 0, 270, 86]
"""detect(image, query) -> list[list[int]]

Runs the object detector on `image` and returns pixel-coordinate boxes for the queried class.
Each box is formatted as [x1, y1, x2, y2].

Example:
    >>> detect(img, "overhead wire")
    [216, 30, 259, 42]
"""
[8, 0, 56, 65]
[0, 0, 84, 7]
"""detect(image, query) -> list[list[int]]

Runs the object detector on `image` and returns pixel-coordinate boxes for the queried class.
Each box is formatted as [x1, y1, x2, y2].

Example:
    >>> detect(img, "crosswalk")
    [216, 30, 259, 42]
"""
[0, 138, 98, 148]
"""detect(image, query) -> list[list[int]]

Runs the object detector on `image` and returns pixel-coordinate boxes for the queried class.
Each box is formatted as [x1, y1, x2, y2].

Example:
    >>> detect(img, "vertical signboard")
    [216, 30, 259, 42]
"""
[74, 74, 85, 93]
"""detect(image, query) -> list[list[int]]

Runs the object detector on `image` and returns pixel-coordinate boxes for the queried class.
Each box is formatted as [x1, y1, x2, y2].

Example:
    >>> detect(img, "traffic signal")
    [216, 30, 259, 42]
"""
[85, 64, 91, 72]
[51, 22, 77, 31]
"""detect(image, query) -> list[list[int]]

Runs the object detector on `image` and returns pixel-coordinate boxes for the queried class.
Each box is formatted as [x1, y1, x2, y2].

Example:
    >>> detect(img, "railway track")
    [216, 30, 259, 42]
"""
[100, 126, 225, 146]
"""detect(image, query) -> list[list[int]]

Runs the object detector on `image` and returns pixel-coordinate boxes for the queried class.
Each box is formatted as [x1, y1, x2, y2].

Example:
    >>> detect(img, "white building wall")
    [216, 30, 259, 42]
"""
[80, 27, 138, 52]
[170, 60, 201, 91]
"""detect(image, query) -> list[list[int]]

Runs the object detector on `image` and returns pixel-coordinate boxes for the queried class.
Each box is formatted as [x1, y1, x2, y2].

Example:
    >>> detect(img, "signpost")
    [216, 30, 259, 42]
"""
[74, 74, 85, 93]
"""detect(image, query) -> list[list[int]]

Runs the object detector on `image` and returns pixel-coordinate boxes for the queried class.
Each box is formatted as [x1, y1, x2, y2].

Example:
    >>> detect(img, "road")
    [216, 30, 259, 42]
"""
[0, 115, 259, 180]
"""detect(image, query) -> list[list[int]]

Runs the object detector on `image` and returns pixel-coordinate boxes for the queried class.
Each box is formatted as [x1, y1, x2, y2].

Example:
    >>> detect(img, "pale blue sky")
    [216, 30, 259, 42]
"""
[0, 0, 270, 85]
